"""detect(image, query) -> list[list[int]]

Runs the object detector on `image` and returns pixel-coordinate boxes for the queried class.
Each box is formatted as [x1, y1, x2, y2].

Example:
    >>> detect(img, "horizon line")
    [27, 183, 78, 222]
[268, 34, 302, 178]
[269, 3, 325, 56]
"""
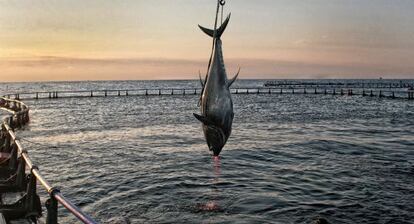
[1, 77, 414, 84]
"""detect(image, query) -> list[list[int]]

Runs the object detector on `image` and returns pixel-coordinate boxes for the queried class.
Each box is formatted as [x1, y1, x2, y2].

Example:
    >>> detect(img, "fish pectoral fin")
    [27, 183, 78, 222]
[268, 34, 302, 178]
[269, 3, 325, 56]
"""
[228, 67, 241, 88]
[193, 113, 213, 125]
[199, 71, 205, 87]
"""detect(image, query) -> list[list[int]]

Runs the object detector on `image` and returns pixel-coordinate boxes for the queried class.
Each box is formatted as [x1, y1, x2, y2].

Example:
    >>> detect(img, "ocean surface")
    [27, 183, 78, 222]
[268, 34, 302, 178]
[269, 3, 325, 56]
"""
[1, 80, 414, 223]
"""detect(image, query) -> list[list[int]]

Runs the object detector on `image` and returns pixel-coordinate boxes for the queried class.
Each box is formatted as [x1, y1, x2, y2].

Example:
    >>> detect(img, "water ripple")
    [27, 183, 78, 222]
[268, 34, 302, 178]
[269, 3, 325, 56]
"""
[9, 80, 414, 223]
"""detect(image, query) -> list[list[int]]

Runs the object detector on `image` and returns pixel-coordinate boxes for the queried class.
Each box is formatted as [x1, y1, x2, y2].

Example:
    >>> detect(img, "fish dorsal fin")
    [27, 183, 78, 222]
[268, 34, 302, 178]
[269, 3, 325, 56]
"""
[199, 70, 205, 87]
[193, 113, 214, 125]
[228, 67, 241, 88]
[198, 14, 231, 39]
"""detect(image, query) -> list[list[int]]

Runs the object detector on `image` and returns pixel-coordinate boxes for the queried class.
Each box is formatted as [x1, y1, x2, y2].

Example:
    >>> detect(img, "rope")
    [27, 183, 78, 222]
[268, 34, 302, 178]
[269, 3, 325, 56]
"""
[19, 137, 72, 149]
[199, 0, 225, 106]
[0, 156, 11, 166]
[0, 173, 17, 183]
[221, 9, 223, 25]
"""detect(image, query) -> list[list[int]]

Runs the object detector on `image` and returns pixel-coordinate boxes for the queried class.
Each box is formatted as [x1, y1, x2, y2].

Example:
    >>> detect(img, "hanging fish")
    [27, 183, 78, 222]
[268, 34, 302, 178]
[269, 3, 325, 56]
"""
[194, 11, 240, 157]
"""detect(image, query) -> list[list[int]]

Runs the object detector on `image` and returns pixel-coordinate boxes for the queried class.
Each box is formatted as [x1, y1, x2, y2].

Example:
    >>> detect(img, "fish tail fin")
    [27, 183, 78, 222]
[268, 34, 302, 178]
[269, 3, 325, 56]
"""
[198, 13, 231, 39]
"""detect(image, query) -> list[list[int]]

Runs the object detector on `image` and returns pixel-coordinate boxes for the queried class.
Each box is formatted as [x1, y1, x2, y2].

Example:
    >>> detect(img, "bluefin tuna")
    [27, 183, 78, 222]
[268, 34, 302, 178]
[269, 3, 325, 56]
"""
[194, 14, 240, 156]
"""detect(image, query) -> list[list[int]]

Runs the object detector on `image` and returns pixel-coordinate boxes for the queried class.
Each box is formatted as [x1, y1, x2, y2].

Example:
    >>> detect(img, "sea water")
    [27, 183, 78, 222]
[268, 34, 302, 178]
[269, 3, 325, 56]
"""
[1, 80, 413, 223]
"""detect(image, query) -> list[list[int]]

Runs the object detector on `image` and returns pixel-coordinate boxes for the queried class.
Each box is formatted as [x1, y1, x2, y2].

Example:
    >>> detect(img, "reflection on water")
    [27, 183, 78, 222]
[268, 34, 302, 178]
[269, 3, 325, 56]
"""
[197, 157, 222, 213]
[4, 80, 413, 223]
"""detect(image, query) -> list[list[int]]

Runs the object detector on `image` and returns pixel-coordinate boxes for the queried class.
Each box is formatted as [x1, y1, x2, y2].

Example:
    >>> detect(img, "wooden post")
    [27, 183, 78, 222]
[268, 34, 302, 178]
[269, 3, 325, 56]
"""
[4, 129, 10, 151]
[280, 89, 282, 94]
[235, 89, 238, 94]
[9, 115, 13, 130]
[145, 90, 148, 96]
[171, 89, 174, 95]
[304, 88, 307, 94]
[324, 89, 327, 95]
[46, 194, 58, 224]
[392, 91, 395, 98]
[268, 89, 271, 94]
[341, 89, 344, 95]
[126, 90, 129, 96]
[105, 91, 107, 97]
[36, 92, 39, 100]
[118, 90, 120, 96]
[159, 89, 161, 95]
[22, 112, 26, 124]
[194, 89, 197, 95]
[49, 92, 52, 99]
[247, 89, 249, 94]
[333, 89, 336, 95]
[26, 111, 30, 122]
[314, 88, 317, 94]
[90, 91, 93, 97]
[370, 90, 373, 97]
[16, 115, 20, 127]
[9, 143, 17, 169]
[183, 89, 185, 95]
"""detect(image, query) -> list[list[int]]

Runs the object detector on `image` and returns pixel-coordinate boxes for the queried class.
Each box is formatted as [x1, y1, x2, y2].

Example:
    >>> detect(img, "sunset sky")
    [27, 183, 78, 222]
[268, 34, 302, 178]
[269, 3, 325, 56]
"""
[1, 0, 414, 81]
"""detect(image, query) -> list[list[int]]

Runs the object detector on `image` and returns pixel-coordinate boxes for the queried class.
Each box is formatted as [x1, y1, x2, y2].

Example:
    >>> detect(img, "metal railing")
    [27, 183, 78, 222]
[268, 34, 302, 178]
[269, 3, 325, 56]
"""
[0, 97, 97, 223]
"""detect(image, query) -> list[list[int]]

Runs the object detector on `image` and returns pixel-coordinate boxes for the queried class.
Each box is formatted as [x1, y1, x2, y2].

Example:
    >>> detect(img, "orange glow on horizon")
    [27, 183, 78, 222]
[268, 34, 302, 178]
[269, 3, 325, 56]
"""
[1, 0, 413, 81]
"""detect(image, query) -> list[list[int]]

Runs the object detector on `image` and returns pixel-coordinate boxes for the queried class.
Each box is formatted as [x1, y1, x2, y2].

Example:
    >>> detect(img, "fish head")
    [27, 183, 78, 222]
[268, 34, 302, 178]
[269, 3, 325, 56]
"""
[202, 114, 233, 156]
[204, 124, 228, 156]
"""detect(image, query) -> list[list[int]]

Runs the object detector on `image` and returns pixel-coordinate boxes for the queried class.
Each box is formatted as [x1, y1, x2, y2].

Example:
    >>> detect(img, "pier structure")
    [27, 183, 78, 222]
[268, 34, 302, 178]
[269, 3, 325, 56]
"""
[3, 86, 414, 100]
[0, 97, 97, 223]
[263, 80, 414, 89]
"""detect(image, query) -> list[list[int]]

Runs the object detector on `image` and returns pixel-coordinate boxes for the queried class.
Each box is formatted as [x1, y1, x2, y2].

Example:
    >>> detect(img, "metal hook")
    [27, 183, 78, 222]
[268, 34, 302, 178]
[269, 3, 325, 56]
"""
[220, 0, 226, 6]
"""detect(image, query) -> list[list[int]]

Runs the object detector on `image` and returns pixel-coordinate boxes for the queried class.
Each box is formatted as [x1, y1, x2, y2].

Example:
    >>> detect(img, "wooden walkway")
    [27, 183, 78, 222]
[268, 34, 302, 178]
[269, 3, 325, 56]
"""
[0, 97, 97, 223]
[3, 87, 414, 100]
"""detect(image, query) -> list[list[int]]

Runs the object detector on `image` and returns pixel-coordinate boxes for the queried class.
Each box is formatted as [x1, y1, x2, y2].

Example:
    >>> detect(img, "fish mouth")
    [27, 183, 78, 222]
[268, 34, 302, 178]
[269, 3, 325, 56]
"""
[204, 124, 228, 156]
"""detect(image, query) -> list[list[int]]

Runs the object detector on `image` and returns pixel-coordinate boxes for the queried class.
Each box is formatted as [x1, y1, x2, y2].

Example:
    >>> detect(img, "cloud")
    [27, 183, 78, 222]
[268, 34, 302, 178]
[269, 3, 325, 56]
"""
[0, 56, 413, 82]
[0, 56, 206, 67]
